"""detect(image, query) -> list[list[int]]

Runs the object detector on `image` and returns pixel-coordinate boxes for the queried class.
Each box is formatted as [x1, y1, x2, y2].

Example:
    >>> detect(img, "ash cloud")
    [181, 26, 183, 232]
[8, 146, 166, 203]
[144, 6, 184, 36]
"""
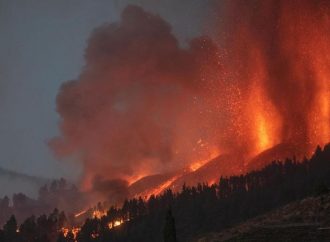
[91, 177, 129, 204]
[50, 5, 220, 188]
[50, 1, 329, 195]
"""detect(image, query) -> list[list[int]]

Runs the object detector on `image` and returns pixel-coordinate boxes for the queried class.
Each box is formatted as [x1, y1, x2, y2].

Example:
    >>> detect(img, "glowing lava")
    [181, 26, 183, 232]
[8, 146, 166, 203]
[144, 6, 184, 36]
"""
[189, 147, 220, 172]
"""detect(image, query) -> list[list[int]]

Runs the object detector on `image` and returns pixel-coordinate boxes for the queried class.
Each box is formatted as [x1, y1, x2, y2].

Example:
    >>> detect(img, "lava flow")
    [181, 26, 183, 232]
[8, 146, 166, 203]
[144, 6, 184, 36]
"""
[50, 1, 329, 205]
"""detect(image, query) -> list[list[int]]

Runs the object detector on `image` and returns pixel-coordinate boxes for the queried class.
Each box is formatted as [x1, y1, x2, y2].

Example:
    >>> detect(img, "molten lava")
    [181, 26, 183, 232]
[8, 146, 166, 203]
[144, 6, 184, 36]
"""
[189, 146, 220, 172]
[51, 2, 329, 202]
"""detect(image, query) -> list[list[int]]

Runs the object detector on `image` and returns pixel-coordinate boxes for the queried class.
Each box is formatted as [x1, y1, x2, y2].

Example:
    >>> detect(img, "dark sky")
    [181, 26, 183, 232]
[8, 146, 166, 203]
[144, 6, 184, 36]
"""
[0, 0, 214, 192]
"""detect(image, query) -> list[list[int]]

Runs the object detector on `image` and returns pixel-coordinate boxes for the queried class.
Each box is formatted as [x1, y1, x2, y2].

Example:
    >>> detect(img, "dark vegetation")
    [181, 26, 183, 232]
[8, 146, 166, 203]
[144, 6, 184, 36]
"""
[200, 189, 330, 241]
[0, 144, 329, 242]
[0, 178, 84, 226]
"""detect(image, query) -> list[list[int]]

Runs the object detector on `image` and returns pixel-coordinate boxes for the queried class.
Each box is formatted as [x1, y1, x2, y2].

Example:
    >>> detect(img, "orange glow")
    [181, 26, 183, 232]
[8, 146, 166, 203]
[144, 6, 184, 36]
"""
[61, 227, 69, 237]
[53, 1, 329, 202]
[189, 147, 220, 171]
[61, 227, 81, 239]
[92, 209, 107, 219]
[143, 175, 180, 199]
[208, 179, 217, 185]
[108, 219, 124, 229]
[72, 227, 81, 238]
[74, 209, 87, 218]
[247, 81, 282, 156]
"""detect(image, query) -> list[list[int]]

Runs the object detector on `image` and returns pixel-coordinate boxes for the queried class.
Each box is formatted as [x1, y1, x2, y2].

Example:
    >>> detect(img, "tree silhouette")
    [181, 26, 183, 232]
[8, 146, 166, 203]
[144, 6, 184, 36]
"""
[57, 232, 66, 242]
[20, 216, 37, 242]
[1, 144, 329, 242]
[163, 208, 177, 242]
[3, 215, 17, 242]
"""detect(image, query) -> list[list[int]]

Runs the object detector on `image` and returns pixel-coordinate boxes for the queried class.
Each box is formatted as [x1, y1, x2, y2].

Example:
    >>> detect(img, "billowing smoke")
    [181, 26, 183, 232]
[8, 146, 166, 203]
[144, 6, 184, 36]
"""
[50, 5, 221, 189]
[51, 2, 329, 197]
[90, 178, 129, 204]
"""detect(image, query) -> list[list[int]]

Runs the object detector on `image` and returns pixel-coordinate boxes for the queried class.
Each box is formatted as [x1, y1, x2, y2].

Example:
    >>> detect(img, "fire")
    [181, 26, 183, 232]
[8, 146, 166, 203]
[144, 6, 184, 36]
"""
[61, 227, 81, 239]
[213, 0, 330, 161]
[108, 219, 124, 229]
[92, 209, 107, 219]
[61, 227, 69, 237]
[51, 2, 329, 203]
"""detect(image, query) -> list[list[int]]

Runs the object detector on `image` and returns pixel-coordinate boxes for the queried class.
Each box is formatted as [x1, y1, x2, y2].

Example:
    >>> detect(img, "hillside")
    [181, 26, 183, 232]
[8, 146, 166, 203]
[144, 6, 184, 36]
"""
[196, 193, 330, 242]
[0, 166, 48, 197]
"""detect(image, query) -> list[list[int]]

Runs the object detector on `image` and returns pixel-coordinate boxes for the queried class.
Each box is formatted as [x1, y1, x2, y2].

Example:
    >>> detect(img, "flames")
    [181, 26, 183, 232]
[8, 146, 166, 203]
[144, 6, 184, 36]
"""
[108, 219, 124, 229]
[92, 209, 107, 219]
[215, 0, 330, 159]
[51, 2, 330, 206]
[61, 227, 81, 240]
[63, 208, 127, 241]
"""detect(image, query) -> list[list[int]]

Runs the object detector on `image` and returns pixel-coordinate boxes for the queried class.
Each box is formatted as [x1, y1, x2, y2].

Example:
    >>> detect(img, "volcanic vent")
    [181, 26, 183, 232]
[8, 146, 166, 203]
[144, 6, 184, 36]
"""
[50, 1, 329, 202]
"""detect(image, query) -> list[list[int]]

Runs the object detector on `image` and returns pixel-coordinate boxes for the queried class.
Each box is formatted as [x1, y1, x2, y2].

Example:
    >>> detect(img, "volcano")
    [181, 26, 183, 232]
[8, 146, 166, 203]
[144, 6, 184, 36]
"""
[246, 143, 307, 172]
[128, 143, 320, 197]
[128, 172, 180, 198]
[51, 2, 329, 203]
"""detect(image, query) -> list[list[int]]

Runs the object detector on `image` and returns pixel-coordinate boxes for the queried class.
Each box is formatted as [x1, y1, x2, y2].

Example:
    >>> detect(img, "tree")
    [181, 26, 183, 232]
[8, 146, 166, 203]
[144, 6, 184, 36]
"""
[57, 232, 66, 242]
[163, 209, 177, 242]
[66, 231, 75, 242]
[3, 215, 18, 242]
[20, 216, 37, 242]
[314, 181, 329, 197]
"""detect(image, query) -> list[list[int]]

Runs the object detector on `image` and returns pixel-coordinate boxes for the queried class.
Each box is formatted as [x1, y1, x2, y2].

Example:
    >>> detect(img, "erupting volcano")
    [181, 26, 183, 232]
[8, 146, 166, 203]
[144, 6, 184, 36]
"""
[50, 0, 329, 204]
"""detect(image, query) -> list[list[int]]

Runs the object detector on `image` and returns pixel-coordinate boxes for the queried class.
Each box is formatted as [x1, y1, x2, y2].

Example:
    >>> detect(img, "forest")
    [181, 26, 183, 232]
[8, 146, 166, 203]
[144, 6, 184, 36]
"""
[0, 143, 329, 242]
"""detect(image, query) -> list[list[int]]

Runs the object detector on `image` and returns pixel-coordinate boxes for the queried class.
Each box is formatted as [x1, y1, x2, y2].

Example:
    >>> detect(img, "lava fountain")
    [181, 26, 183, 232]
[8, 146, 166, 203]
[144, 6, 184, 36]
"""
[50, 1, 329, 201]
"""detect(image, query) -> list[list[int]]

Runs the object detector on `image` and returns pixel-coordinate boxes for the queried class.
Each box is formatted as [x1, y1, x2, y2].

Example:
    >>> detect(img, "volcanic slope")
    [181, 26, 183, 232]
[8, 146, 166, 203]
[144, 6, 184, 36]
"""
[129, 143, 305, 197]
[195, 192, 330, 242]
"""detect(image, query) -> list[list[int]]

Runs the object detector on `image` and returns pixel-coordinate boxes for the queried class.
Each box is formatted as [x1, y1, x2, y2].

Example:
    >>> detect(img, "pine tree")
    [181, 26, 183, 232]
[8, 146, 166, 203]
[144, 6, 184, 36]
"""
[57, 232, 66, 242]
[163, 209, 177, 242]
[3, 215, 18, 242]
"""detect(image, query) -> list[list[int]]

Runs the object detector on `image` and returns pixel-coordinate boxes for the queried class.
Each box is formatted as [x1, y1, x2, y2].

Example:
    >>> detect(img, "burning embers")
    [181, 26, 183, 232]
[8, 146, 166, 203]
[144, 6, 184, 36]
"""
[108, 219, 124, 229]
[50, 1, 329, 205]
[62, 208, 128, 241]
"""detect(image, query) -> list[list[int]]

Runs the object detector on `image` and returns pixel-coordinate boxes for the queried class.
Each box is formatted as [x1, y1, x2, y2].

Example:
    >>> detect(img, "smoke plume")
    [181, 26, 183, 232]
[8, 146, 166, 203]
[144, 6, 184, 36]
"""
[51, 1, 329, 194]
[50, 5, 221, 189]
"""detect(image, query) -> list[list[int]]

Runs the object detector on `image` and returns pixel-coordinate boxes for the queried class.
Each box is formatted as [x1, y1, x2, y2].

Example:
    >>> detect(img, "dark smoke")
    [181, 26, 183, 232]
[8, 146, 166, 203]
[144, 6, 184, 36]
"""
[91, 177, 129, 204]
[50, 5, 221, 188]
